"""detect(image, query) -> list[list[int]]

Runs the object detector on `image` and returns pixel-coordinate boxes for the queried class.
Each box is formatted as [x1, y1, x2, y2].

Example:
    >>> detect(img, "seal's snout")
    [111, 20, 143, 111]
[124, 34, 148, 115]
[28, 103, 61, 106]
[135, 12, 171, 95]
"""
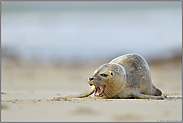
[88, 77, 95, 86]
[89, 77, 94, 81]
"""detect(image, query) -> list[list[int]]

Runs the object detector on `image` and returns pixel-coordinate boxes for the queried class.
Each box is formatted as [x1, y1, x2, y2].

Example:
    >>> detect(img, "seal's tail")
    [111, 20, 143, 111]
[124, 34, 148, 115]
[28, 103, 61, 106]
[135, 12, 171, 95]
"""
[153, 86, 162, 96]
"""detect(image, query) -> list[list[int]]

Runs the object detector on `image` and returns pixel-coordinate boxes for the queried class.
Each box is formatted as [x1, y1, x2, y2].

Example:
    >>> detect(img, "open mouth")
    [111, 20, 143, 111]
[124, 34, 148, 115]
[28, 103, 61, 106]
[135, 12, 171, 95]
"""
[94, 85, 106, 96]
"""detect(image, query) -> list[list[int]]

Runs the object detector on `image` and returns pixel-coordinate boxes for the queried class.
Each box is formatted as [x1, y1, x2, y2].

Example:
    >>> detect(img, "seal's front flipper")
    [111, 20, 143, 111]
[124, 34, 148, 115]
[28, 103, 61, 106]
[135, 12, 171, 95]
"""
[131, 91, 164, 100]
[66, 85, 95, 98]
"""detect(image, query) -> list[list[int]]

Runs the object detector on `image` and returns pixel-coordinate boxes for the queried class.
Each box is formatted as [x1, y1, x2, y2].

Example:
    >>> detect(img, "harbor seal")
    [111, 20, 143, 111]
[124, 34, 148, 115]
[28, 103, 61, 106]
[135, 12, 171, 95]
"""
[66, 53, 164, 100]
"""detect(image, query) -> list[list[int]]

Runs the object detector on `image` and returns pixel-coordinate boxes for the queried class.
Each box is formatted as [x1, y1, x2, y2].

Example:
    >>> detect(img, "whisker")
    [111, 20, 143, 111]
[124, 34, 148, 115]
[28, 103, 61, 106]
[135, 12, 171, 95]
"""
[104, 90, 110, 98]
[104, 88, 113, 98]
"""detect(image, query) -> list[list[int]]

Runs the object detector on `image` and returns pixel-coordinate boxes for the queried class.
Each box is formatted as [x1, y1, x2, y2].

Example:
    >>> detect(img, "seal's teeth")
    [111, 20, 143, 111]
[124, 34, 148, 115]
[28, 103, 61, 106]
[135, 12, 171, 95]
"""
[95, 87, 100, 95]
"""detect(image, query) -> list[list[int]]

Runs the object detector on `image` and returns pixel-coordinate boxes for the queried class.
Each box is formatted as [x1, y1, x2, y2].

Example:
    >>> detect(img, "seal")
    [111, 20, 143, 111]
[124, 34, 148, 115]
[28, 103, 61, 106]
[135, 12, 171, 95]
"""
[66, 53, 164, 100]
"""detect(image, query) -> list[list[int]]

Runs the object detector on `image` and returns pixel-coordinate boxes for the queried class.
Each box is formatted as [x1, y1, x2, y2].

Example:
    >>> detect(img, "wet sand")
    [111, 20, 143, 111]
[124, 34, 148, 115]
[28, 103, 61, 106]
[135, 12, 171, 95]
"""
[1, 58, 182, 122]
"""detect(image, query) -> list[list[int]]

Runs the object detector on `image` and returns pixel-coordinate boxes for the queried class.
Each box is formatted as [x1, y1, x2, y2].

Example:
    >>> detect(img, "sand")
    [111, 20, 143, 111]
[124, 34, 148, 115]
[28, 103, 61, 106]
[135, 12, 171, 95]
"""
[1, 59, 182, 122]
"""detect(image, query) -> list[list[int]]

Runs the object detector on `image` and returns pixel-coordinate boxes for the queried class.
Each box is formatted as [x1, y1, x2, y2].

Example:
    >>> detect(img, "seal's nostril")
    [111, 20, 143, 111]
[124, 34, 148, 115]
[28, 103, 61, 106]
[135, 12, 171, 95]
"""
[89, 77, 94, 81]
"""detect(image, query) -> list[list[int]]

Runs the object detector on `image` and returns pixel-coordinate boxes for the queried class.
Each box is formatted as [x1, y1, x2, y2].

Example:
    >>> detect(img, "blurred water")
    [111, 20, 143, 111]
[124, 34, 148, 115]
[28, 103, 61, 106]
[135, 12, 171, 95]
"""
[1, 1, 182, 64]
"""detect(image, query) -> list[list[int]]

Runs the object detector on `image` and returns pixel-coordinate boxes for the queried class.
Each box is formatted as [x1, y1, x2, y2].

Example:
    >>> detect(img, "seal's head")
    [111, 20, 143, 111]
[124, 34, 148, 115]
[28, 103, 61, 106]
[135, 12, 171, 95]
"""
[88, 63, 126, 98]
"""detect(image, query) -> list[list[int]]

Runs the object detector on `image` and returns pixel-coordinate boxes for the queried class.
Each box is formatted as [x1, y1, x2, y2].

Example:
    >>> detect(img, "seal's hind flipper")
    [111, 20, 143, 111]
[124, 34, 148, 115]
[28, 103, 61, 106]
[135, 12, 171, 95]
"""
[153, 87, 162, 96]
[66, 85, 95, 98]
[131, 90, 164, 100]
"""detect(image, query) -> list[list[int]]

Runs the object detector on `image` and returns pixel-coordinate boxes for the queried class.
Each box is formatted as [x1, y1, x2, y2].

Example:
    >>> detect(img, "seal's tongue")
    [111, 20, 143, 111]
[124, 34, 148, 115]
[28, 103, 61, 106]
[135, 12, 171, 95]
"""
[95, 85, 105, 95]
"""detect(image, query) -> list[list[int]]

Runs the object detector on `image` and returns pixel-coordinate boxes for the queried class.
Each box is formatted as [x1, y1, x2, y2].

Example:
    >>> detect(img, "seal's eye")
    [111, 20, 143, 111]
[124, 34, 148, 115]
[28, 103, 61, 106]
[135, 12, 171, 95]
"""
[111, 72, 113, 76]
[100, 74, 108, 77]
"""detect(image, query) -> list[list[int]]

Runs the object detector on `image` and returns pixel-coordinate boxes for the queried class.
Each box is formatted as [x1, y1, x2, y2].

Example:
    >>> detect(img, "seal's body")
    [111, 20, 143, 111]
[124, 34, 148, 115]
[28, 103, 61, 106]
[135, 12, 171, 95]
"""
[66, 53, 163, 100]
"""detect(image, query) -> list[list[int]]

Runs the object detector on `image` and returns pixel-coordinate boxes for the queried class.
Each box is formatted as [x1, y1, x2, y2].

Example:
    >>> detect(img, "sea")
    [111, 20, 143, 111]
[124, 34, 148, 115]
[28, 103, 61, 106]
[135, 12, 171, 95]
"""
[1, 1, 182, 64]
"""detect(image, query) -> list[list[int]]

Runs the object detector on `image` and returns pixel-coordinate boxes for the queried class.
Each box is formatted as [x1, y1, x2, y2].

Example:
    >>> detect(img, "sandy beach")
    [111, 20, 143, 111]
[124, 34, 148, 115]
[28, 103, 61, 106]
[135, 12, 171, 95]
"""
[1, 56, 182, 122]
[1, 1, 182, 122]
